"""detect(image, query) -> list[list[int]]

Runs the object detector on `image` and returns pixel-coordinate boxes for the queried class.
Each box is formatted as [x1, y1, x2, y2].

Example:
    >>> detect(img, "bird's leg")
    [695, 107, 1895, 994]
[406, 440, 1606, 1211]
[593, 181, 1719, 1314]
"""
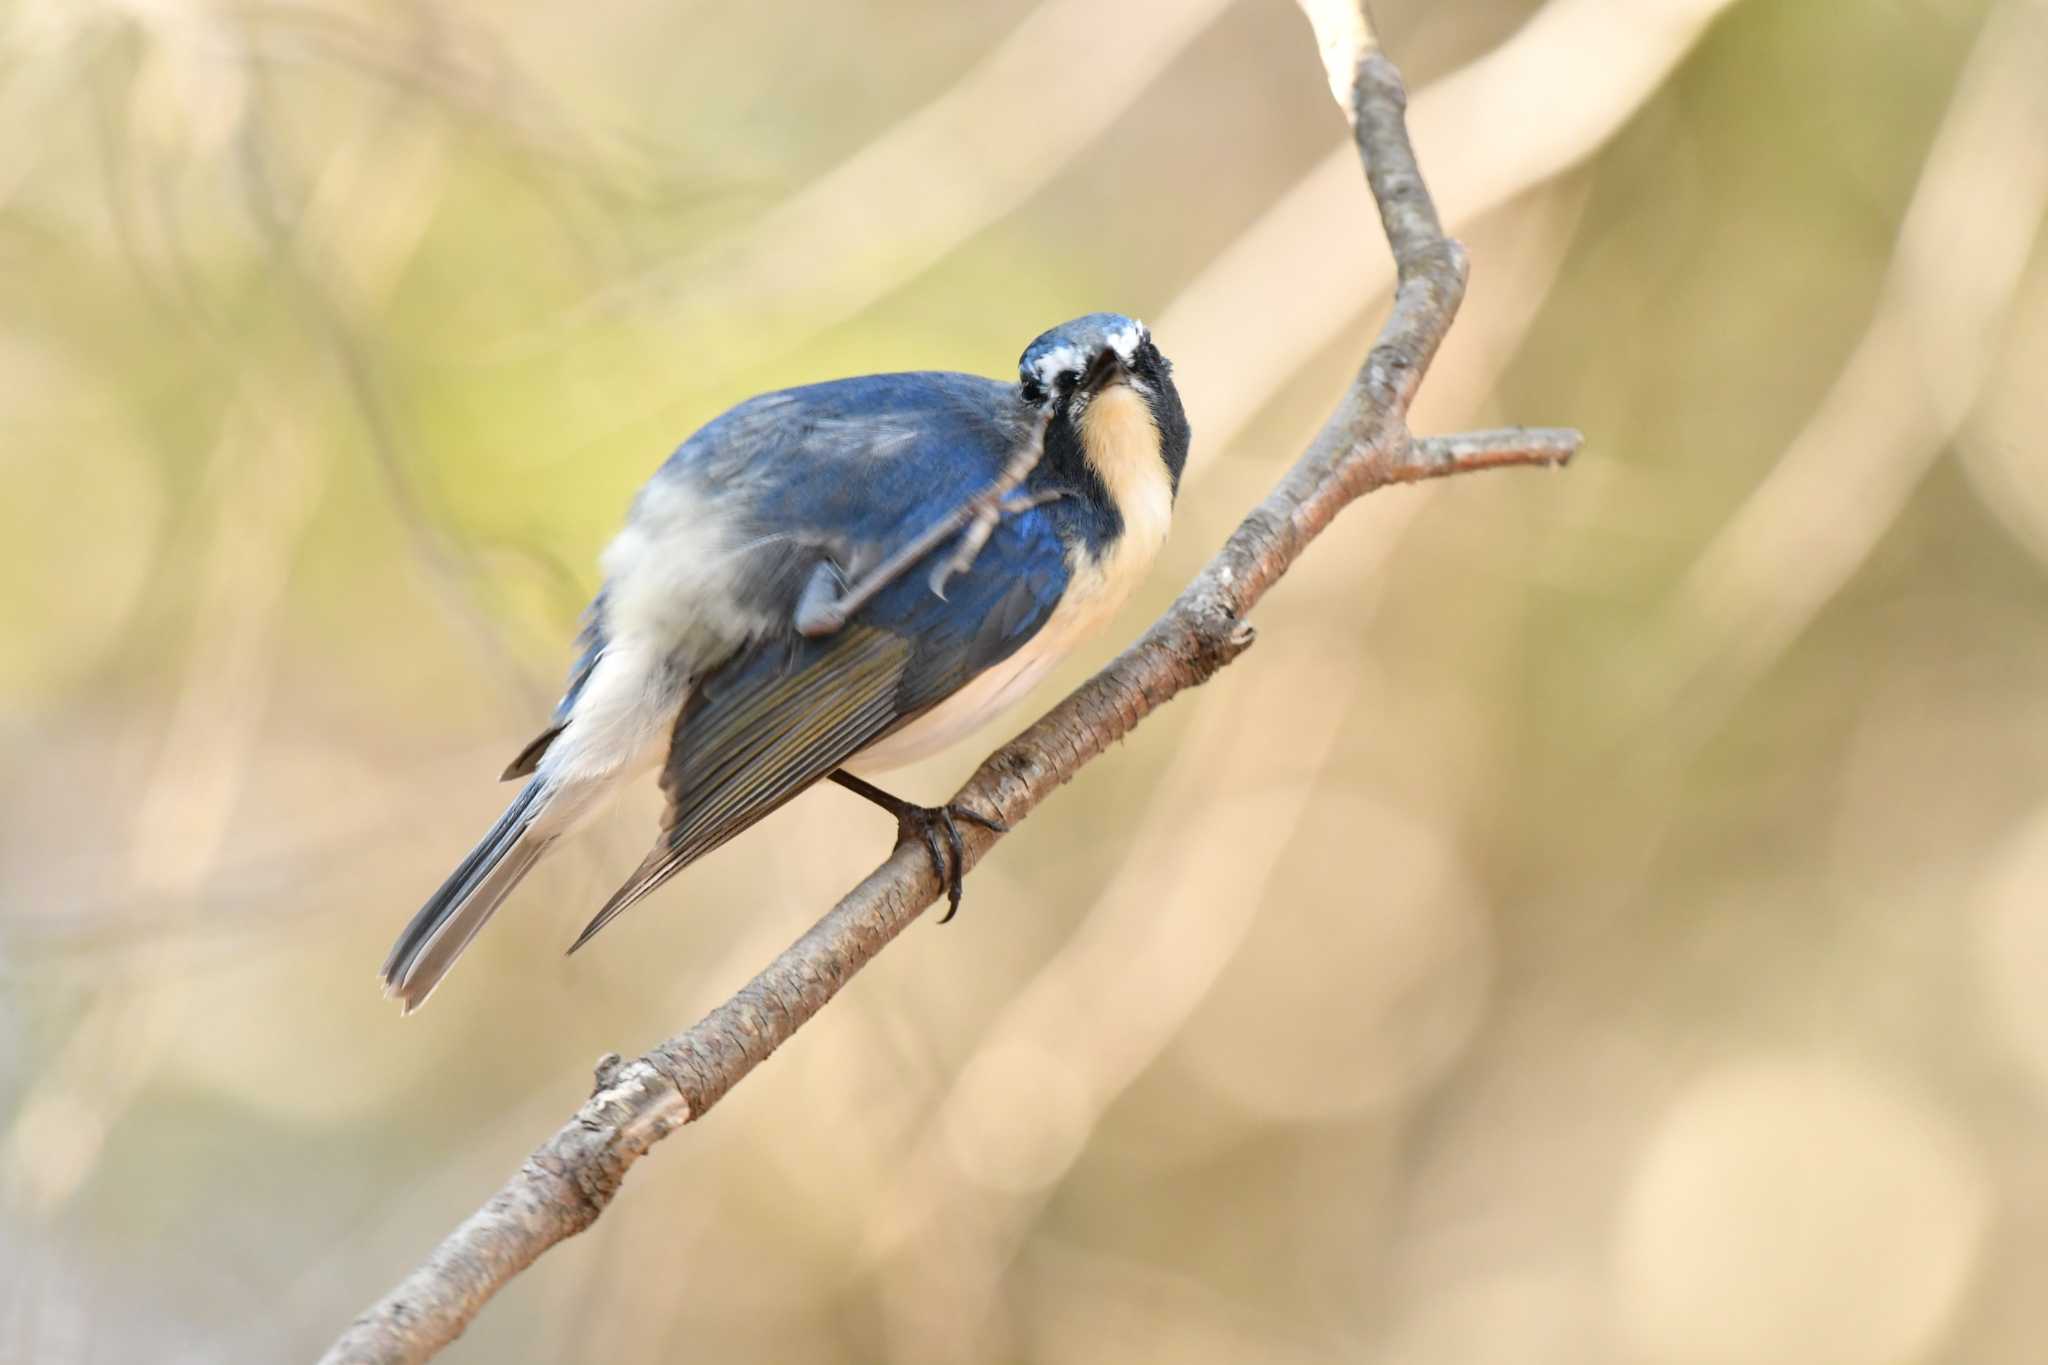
[794, 411, 1058, 637]
[928, 409, 1058, 598]
[827, 769, 1008, 922]
[928, 487, 1065, 600]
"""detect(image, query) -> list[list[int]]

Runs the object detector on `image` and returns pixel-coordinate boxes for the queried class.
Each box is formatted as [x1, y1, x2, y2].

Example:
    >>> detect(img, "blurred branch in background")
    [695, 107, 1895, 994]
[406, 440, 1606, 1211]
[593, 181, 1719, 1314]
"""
[4, 400, 326, 1216]
[555, 0, 1237, 341]
[1645, 0, 2048, 747]
[5, 9, 452, 1218]
[1540, 0, 2048, 920]
[0, 11, 651, 1345]
[0, 0, 652, 965]
[316, 10, 1579, 1361]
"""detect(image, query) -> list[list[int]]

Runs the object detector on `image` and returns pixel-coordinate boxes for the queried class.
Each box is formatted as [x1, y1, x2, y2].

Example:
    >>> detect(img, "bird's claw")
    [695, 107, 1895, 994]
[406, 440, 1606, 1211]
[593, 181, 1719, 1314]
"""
[928, 488, 1067, 599]
[896, 801, 1009, 923]
[800, 410, 1062, 633]
[825, 770, 1007, 922]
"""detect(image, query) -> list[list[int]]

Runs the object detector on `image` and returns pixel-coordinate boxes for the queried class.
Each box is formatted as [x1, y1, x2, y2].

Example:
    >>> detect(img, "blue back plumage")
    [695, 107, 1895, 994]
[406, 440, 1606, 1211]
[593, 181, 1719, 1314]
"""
[650, 370, 1076, 684]
[677, 371, 1068, 696]
[668, 373, 1013, 538]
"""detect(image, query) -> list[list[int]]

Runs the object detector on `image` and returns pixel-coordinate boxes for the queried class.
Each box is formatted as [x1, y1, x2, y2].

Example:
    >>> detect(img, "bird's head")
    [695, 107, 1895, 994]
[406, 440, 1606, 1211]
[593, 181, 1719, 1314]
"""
[1019, 313, 1192, 498]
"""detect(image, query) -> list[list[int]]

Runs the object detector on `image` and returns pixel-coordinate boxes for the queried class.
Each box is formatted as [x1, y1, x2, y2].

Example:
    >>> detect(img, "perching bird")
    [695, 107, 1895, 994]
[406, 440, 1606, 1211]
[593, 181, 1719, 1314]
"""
[382, 313, 1191, 1011]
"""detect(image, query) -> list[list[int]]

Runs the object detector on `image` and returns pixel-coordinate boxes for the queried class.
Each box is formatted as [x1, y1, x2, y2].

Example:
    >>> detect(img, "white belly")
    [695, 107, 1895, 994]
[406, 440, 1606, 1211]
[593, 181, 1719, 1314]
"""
[847, 640, 1065, 773]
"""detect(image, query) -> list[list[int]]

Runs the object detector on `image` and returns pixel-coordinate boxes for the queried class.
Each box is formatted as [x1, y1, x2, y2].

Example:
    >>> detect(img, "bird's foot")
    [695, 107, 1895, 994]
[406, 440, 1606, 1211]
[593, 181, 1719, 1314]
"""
[927, 486, 1065, 599]
[827, 770, 1008, 921]
[899, 801, 1009, 922]
[793, 410, 1059, 636]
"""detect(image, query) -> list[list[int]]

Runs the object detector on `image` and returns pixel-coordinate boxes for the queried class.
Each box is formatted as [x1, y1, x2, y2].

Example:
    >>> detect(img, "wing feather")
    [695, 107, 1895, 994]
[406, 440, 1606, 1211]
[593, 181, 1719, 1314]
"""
[569, 626, 912, 948]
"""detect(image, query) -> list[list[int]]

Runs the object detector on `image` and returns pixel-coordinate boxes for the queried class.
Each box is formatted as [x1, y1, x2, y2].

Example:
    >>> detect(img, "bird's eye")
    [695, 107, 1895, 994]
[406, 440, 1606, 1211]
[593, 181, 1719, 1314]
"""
[1055, 371, 1077, 394]
[1021, 378, 1046, 404]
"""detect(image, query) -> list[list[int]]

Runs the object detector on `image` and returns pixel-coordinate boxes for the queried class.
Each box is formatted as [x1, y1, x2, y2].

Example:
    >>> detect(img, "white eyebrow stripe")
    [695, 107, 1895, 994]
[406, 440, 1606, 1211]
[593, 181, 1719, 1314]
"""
[1026, 319, 1149, 386]
[1106, 319, 1147, 360]
[1029, 342, 1087, 385]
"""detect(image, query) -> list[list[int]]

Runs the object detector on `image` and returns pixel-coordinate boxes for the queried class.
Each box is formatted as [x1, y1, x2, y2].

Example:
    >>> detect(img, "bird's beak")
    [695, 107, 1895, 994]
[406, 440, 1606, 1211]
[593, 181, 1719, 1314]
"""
[1077, 346, 1129, 395]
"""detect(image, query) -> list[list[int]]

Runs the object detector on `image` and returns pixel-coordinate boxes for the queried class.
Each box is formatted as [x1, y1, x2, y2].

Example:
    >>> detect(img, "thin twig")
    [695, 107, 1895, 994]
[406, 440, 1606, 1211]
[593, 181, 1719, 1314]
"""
[1397, 426, 1581, 481]
[318, 18, 1578, 1364]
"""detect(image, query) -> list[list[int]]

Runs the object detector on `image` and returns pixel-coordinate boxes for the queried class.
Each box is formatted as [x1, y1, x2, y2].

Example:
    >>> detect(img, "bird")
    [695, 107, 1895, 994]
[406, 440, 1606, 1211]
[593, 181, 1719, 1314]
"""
[381, 312, 1191, 1011]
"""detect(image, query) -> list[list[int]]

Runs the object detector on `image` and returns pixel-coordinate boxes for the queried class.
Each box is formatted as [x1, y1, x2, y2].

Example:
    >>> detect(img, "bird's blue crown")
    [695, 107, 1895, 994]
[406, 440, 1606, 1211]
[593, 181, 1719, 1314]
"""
[1018, 312, 1149, 390]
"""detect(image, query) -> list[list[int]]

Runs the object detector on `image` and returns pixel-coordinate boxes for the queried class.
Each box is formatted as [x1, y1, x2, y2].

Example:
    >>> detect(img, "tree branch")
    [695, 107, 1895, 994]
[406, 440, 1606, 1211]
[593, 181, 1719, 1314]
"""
[319, 17, 1580, 1364]
[1401, 426, 1581, 482]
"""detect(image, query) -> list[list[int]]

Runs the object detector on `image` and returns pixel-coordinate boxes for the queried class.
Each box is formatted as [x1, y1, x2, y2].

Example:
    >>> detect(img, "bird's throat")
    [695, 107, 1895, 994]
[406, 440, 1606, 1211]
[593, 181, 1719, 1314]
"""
[1080, 383, 1174, 561]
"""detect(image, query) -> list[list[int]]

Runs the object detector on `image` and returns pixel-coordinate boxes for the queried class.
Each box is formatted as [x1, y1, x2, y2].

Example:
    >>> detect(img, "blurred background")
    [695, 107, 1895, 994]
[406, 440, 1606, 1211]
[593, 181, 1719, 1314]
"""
[4, 0, 2047, 1359]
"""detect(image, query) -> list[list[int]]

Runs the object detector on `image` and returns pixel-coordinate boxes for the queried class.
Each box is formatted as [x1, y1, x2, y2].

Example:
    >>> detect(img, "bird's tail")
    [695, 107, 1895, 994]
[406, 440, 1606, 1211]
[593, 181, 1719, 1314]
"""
[380, 775, 599, 1013]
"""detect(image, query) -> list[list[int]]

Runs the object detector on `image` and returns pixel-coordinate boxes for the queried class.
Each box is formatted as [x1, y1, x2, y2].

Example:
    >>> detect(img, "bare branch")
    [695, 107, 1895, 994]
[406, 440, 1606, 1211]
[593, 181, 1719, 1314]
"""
[1399, 426, 1581, 482]
[318, 19, 1579, 1365]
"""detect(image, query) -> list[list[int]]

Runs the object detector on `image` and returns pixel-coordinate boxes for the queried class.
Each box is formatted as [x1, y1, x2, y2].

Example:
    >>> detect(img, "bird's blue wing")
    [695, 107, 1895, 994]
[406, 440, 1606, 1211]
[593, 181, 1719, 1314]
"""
[570, 377, 1072, 945]
[669, 372, 1027, 546]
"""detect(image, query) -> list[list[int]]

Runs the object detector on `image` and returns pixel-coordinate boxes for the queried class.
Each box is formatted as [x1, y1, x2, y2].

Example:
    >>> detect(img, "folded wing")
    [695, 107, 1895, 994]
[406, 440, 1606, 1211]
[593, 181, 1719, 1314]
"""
[570, 501, 1069, 950]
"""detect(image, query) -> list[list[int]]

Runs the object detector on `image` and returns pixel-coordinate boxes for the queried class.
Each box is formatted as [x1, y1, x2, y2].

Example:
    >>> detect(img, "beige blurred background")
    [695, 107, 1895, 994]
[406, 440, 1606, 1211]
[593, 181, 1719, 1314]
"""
[5, 0, 2048, 1360]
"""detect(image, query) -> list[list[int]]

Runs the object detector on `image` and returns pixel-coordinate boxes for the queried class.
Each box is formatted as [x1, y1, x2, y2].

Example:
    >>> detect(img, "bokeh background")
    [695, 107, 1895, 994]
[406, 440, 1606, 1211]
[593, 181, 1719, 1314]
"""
[5, 0, 2048, 1359]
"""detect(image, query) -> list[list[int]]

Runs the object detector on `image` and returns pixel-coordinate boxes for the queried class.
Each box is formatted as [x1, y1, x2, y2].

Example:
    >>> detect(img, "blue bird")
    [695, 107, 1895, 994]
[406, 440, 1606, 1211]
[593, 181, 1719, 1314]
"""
[382, 313, 1191, 1011]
